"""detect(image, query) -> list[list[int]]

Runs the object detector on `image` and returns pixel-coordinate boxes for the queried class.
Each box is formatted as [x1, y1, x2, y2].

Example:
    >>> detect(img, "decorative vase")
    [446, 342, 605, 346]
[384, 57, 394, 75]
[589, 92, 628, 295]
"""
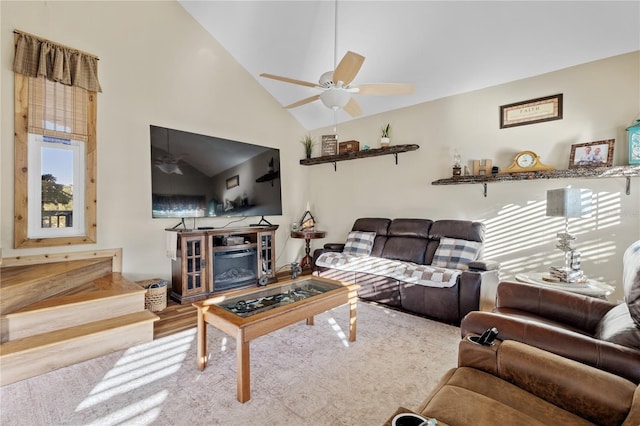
[380, 137, 390, 148]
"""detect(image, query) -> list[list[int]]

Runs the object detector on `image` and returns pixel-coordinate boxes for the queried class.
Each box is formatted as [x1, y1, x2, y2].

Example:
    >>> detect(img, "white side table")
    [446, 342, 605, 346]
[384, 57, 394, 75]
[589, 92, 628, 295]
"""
[515, 272, 615, 299]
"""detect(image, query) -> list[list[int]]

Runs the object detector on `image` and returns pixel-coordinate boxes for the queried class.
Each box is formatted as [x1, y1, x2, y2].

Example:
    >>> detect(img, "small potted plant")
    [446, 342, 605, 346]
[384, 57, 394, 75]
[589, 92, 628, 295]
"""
[380, 124, 391, 148]
[300, 134, 315, 159]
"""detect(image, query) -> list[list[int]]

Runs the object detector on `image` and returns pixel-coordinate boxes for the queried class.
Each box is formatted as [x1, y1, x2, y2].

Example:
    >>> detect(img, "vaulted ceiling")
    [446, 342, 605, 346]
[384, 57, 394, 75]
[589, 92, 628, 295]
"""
[179, 1, 640, 130]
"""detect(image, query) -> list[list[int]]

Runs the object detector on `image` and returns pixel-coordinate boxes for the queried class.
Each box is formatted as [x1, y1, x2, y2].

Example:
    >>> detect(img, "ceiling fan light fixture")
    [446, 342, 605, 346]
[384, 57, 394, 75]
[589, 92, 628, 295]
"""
[320, 88, 350, 110]
[156, 162, 183, 175]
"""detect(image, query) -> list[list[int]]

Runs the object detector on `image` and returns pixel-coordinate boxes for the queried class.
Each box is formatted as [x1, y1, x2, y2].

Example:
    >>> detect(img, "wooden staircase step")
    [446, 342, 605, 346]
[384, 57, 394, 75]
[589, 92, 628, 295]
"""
[0, 310, 158, 386]
[0, 258, 114, 314]
[1, 273, 147, 342]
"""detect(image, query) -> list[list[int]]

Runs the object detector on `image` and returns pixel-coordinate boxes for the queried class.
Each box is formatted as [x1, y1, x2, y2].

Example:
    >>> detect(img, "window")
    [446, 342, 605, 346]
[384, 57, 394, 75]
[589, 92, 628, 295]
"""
[27, 134, 85, 238]
[13, 31, 99, 248]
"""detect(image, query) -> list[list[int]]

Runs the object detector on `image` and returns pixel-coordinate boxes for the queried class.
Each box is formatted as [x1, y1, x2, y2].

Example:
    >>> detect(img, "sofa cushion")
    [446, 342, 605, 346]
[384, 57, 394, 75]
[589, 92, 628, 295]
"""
[595, 303, 640, 350]
[381, 237, 428, 264]
[342, 231, 376, 256]
[623, 240, 640, 326]
[387, 218, 433, 239]
[432, 237, 481, 270]
[419, 367, 593, 425]
[352, 218, 391, 257]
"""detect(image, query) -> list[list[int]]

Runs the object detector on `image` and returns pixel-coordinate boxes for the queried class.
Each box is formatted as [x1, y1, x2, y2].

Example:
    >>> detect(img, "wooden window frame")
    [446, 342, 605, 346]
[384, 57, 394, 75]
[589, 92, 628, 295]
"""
[14, 73, 97, 248]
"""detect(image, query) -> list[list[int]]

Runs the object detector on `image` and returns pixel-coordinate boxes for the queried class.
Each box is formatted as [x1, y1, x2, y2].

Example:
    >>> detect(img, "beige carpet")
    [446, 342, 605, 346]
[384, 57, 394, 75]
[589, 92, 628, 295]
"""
[0, 302, 460, 426]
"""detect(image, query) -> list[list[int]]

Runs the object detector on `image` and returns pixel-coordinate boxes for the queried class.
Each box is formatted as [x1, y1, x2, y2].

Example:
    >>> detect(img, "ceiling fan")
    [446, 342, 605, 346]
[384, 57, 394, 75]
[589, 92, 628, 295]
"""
[260, 51, 415, 117]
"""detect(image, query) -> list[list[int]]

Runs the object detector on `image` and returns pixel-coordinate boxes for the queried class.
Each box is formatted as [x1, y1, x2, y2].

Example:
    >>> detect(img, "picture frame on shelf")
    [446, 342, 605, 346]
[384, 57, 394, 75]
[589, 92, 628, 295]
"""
[226, 175, 239, 189]
[321, 134, 338, 156]
[499, 94, 563, 128]
[569, 139, 614, 169]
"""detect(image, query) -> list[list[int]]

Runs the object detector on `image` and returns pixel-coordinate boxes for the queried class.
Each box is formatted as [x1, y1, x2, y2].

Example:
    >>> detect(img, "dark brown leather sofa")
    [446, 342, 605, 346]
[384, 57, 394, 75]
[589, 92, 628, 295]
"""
[461, 240, 640, 383]
[407, 337, 640, 425]
[312, 218, 499, 324]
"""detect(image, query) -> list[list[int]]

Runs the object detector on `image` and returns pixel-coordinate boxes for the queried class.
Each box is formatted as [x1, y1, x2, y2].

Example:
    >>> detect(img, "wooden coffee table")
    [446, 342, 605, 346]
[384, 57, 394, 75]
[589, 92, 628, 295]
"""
[192, 276, 358, 402]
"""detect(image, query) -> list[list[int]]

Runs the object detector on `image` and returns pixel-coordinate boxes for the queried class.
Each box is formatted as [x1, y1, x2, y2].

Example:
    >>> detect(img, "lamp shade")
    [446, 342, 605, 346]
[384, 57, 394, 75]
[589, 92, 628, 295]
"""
[546, 188, 592, 218]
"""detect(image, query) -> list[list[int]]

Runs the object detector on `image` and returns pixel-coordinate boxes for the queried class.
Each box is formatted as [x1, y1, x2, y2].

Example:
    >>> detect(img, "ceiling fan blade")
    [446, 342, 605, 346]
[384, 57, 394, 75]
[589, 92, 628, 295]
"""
[333, 51, 365, 86]
[343, 97, 362, 117]
[260, 73, 319, 88]
[351, 83, 416, 95]
[284, 94, 320, 109]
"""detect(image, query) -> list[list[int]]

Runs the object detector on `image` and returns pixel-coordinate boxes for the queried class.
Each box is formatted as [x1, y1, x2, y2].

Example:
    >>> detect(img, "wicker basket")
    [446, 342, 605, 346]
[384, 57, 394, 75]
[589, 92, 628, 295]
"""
[137, 279, 168, 312]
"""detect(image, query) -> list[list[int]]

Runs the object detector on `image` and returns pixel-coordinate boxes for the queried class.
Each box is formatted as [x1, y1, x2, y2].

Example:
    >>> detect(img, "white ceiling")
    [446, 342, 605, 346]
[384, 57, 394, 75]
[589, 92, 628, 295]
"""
[179, 1, 640, 131]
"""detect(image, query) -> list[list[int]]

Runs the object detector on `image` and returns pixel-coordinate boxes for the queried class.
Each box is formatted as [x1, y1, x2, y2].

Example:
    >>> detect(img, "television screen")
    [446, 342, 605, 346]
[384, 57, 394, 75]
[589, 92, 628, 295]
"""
[150, 125, 282, 219]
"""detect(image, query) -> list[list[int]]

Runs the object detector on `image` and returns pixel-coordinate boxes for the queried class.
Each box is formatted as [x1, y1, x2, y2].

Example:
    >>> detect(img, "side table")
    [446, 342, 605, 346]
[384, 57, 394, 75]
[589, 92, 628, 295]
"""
[291, 230, 326, 269]
[515, 272, 615, 299]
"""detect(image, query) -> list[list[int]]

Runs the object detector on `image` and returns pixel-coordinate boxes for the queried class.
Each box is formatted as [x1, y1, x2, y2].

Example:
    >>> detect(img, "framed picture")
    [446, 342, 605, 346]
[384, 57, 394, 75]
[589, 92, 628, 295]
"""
[569, 139, 615, 169]
[321, 134, 338, 156]
[500, 94, 563, 128]
[226, 175, 239, 189]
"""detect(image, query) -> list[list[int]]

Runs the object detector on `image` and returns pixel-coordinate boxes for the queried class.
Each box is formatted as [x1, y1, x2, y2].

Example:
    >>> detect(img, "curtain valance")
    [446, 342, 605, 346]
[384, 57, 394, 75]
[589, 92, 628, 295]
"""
[13, 30, 102, 92]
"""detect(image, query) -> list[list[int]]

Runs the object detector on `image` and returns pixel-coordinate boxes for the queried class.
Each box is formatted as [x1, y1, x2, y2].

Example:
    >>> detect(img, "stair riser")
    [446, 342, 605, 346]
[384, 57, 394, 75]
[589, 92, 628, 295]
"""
[2, 293, 145, 342]
[0, 260, 113, 314]
[0, 320, 155, 386]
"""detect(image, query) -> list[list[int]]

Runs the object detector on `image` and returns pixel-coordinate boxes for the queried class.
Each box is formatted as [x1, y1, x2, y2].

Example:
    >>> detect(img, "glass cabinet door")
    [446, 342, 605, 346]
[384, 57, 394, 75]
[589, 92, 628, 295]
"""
[182, 235, 206, 296]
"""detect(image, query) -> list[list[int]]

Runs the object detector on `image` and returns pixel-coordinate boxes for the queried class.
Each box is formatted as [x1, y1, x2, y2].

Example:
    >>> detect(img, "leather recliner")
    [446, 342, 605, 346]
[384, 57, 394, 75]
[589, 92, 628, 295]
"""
[461, 240, 640, 384]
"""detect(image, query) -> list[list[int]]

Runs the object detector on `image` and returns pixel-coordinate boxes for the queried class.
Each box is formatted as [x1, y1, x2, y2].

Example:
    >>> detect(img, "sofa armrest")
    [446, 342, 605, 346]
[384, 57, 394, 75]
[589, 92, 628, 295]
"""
[323, 243, 345, 251]
[459, 267, 500, 315]
[468, 259, 499, 272]
[312, 245, 344, 271]
[493, 340, 636, 426]
[460, 310, 640, 384]
[458, 334, 501, 376]
[496, 280, 616, 331]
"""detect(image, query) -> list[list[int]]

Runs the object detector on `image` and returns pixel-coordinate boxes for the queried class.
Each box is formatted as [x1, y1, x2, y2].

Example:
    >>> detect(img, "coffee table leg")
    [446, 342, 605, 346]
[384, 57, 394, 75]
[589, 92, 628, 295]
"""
[237, 330, 250, 403]
[197, 307, 207, 371]
[306, 316, 315, 325]
[349, 296, 357, 342]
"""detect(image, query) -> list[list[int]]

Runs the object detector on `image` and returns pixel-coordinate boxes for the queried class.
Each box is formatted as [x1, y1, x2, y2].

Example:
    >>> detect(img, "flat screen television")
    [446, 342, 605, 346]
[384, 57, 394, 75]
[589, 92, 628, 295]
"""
[150, 125, 282, 219]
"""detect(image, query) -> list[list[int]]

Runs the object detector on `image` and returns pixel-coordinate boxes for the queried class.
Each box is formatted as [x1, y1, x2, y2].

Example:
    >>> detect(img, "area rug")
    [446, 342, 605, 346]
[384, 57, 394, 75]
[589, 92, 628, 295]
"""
[0, 302, 460, 425]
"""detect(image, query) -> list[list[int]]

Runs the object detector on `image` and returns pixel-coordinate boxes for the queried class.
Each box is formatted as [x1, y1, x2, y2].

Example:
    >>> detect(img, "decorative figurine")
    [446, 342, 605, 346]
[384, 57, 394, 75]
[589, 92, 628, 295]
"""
[291, 262, 302, 280]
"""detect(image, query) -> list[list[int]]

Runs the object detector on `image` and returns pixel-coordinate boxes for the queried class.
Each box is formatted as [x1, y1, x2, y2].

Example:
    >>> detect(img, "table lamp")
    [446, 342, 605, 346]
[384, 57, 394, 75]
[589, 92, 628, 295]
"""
[546, 188, 592, 282]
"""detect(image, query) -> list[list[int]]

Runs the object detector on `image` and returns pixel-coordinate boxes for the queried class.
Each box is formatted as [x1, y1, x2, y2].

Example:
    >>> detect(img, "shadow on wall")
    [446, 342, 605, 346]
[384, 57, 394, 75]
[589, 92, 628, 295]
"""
[481, 191, 623, 284]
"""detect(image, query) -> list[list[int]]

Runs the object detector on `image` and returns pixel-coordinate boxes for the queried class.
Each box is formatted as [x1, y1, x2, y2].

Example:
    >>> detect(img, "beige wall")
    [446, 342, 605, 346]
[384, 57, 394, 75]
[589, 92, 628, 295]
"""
[307, 52, 640, 302]
[1, 1, 638, 302]
[0, 1, 308, 277]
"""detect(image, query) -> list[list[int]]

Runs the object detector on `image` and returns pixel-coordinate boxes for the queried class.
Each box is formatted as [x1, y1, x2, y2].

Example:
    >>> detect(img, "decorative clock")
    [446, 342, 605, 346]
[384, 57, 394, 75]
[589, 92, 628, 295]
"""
[500, 150, 555, 173]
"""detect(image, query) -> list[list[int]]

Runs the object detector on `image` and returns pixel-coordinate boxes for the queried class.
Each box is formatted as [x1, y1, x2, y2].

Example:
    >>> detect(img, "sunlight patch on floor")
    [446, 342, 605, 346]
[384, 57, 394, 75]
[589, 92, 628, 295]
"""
[84, 390, 168, 426]
[74, 329, 195, 417]
[327, 316, 349, 347]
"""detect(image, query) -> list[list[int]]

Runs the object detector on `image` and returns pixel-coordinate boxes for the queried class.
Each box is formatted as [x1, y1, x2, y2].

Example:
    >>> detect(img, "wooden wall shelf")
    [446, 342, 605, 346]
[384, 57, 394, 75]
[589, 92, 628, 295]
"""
[431, 165, 640, 197]
[300, 144, 419, 171]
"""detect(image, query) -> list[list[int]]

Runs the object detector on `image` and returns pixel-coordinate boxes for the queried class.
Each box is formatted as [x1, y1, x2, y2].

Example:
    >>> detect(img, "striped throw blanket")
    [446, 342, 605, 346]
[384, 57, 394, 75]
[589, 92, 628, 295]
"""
[316, 252, 460, 288]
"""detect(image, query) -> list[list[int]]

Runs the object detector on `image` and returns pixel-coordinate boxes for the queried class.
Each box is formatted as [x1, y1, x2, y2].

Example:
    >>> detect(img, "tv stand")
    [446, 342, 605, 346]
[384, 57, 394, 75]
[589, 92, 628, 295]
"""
[168, 225, 279, 304]
[250, 216, 274, 227]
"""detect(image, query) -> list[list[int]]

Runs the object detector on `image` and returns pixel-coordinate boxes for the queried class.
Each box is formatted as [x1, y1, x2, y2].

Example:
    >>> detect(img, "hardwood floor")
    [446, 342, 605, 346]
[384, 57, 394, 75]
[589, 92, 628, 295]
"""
[153, 301, 197, 339]
[153, 269, 313, 339]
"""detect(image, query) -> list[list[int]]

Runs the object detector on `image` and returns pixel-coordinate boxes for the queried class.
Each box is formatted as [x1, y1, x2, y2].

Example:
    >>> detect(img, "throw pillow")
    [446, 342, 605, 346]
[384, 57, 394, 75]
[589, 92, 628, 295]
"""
[432, 237, 481, 270]
[342, 231, 376, 257]
[594, 303, 640, 350]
